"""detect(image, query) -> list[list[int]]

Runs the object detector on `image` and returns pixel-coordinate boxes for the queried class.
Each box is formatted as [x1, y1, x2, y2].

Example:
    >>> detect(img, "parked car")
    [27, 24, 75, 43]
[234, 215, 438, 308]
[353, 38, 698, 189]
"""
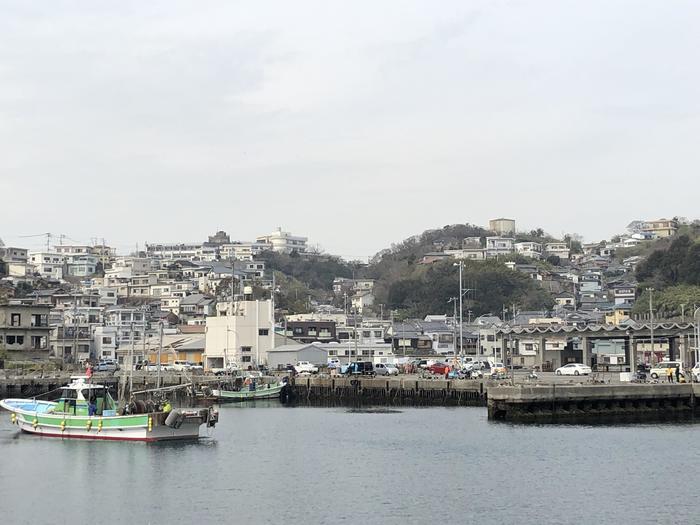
[294, 361, 319, 374]
[374, 363, 399, 376]
[490, 362, 507, 378]
[95, 359, 119, 373]
[343, 361, 375, 376]
[555, 363, 592, 376]
[692, 363, 700, 382]
[649, 361, 682, 380]
[211, 363, 240, 376]
[173, 360, 203, 372]
[327, 358, 342, 369]
[428, 362, 450, 375]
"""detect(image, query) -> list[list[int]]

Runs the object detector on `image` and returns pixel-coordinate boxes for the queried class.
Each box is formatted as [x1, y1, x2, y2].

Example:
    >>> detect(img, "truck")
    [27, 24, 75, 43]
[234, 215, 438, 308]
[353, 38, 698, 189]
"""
[294, 361, 319, 374]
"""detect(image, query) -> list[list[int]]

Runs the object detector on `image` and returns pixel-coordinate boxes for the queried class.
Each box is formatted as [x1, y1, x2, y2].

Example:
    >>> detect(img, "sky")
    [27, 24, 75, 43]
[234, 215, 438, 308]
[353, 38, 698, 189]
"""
[1, 0, 699, 259]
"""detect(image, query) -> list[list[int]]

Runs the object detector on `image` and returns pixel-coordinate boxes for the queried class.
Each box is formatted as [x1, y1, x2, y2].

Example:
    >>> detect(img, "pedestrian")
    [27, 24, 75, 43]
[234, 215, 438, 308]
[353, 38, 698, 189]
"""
[675, 364, 681, 383]
[667, 366, 674, 383]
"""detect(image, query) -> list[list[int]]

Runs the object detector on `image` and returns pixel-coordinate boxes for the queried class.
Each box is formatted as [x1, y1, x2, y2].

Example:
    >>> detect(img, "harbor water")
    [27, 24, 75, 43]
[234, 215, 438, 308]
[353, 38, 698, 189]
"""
[0, 403, 698, 524]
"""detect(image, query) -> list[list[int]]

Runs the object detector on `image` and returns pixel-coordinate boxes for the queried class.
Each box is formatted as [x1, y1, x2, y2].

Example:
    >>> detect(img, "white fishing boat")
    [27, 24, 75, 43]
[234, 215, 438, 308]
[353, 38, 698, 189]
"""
[0, 376, 218, 442]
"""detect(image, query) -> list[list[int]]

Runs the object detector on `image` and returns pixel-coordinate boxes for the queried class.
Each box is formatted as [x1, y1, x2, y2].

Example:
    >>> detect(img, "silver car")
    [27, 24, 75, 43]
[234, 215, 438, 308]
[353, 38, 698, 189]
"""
[374, 363, 399, 376]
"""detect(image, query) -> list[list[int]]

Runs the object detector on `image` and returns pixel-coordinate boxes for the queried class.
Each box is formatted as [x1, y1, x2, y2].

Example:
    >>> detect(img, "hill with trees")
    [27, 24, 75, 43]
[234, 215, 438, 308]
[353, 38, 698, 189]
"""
[632, 229, 700, 317]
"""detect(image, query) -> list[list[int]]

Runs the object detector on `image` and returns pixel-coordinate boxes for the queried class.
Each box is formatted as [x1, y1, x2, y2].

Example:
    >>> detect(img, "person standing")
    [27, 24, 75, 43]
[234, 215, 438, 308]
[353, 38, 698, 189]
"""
[667, 366, 674, 383]
[675, 364, 681, 384]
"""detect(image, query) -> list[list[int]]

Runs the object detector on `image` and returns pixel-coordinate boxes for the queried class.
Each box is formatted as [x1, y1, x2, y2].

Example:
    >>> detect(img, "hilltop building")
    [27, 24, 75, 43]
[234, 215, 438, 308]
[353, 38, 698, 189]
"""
[489, 218, 516, 236]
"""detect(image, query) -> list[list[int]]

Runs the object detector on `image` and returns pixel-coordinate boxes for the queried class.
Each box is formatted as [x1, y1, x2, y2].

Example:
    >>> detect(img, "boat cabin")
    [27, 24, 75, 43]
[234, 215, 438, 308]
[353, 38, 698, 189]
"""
[53, 376, 117, 416]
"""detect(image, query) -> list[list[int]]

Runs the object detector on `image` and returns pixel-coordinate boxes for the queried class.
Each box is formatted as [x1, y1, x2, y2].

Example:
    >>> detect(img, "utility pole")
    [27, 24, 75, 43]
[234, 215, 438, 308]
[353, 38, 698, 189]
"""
[694, 307, 700, 369]
[648, 288, 655, 366]
[128, 321, 134, 396]
[353, 307, 358, 364]
[454, 261, 464, 357]
[157, 321, 163, 389]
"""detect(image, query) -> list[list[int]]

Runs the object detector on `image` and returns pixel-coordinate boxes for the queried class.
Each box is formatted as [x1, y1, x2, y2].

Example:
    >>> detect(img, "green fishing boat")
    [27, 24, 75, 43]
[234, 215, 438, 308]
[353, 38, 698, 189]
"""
[1, 376, 218, 442]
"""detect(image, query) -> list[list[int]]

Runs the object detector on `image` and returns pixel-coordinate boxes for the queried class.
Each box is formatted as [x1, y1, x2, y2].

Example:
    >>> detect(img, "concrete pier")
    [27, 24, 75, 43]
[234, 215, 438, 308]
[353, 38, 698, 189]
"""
[290, 376, 488, 406]
[488, 384, 700, 423]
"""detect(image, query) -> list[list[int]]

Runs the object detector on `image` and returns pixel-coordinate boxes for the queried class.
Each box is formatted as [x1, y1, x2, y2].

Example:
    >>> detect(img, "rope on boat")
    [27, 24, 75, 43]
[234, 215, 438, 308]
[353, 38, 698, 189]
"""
[32, 386, 65, 400]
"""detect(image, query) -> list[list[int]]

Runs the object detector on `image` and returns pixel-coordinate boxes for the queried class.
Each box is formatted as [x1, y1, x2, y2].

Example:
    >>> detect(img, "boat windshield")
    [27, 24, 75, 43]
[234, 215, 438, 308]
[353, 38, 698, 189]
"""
[54, 387, 116, 416]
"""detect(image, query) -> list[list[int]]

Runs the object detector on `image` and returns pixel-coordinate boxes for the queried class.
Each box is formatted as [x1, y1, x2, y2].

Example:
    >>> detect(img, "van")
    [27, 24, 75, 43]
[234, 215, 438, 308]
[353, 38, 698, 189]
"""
[343, 361, 375, 376]
[649, 361, 682, 380]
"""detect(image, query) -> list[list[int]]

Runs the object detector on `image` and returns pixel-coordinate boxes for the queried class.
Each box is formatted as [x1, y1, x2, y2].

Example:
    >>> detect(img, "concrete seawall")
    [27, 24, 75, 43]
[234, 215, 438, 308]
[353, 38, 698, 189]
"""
[488, 384, 700, 423]
[290, 376, 488, 406]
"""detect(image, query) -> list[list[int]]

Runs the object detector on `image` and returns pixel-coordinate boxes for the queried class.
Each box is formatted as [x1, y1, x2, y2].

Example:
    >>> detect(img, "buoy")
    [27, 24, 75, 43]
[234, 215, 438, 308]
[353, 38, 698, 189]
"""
[86, 420, 92, 431]
[98, 418, 103, 432]
[60, 420, 66, 432]
[32, 418, 38, 429]
[10, 413, 17, 424]
[148, 416, 153, 432]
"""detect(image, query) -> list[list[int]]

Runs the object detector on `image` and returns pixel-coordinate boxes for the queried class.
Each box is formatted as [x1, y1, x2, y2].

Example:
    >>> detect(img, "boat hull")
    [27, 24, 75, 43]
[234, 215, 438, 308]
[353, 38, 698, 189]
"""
[1, 399, 212, 442]
[213, 383, 284, 402]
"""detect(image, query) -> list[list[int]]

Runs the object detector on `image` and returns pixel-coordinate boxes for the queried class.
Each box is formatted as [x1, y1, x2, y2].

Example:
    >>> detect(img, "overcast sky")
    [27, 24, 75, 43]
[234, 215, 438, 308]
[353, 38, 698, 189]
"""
[2, 1, 699, 259]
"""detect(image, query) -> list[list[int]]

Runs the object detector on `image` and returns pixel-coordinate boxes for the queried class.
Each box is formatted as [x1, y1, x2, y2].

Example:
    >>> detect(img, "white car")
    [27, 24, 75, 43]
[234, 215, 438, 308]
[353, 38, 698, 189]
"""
[294, 361, 319, 374]
[649, 361, 682, 380]
[555, 363, 592, 376]
[692, 363, 700, 382]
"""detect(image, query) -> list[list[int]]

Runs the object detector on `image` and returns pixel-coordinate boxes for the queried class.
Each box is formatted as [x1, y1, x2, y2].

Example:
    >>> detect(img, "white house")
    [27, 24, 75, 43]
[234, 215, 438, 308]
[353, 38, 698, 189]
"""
[544, 243, 571, 260]
[28, 251, 66, 280]
[485, 237, 515, 258]
[515, 242, 543, 260]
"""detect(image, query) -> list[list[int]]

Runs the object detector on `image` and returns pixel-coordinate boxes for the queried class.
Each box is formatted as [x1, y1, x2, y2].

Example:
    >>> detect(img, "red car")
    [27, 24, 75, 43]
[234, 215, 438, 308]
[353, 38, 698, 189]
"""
[428, 362, 450, 375]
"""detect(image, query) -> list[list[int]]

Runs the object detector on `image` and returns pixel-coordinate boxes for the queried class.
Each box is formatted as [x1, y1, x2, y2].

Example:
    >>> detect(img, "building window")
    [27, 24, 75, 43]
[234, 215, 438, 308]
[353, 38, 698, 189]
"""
[258, 329, 269, 336]
[10, 313, 21, 326]
[241, 355, 252, 363]
[362, 331, 371, 338]
[241, 346, 252, 352]
[102, 337, 112, 344]
[7, 336, 16, 345]
[374, 331, 383, 338]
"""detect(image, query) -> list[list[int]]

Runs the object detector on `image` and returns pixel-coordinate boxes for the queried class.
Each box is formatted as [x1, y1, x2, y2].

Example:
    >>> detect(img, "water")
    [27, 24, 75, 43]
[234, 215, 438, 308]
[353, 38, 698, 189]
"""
[1, 404, 698, 524]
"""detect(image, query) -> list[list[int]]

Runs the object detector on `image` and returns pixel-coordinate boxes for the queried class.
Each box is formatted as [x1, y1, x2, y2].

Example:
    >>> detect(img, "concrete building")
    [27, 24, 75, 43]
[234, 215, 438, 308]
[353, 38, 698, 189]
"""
[515, 242, 543, 260]
[489, 218, 516, 236]
[285, 321, 337, 343]
[256, 228, 307, 254]
[66, 254, 98, 277]
[0, 246, 28, 263]
[267, 343, 327, 370]
[204, 300, 274, 369]
[220, 242, 271, 261]
[485, 237, 515, 258]
[544, 243, 571, 260]
[0, 301, 51, 353]
[28, 251, 66, 280]
[146, 242, 202, 260]
[93, 325, 118, 360]
[641, 218, 678, 239]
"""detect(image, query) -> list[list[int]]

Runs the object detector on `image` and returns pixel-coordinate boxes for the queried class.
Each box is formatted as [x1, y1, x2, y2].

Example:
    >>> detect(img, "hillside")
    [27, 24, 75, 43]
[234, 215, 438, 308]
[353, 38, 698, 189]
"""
[261, 222, 559, 317]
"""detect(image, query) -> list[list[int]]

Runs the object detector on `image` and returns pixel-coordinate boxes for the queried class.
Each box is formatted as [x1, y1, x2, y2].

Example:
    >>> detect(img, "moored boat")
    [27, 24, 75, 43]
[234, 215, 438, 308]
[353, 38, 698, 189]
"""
[0, 376, 218, 442]
[212, 380, 286, 402]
